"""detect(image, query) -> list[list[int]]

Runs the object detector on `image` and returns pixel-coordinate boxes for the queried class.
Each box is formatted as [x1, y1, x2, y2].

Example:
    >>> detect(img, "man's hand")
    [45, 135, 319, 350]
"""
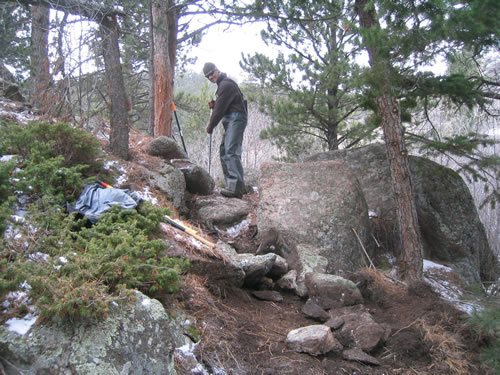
[206, 127, 212, 134]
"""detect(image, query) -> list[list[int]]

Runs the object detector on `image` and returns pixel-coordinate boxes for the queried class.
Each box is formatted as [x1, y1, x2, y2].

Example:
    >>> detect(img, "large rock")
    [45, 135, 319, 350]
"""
[257, 160, 370, 274]
[146, 162, 187, 214]
[333, 309, 389, 353]
[190, 195, 251, 227]
[305, 272, 363, 309]
[169, 159, 215, 196]
[235, 252, 277, 288]
[0, 292, 187, 375]
[307, 143, 498, 284]
[146, 136, 188, 160]
[294, 243, 329, 297]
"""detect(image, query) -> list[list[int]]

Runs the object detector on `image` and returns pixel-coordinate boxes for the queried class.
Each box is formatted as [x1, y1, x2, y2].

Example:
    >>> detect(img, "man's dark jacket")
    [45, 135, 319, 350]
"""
[207, 73, 245, 133]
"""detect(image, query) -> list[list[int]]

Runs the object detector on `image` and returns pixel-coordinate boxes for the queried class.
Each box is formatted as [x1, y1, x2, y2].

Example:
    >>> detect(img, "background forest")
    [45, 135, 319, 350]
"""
[0, 0, 498, 261]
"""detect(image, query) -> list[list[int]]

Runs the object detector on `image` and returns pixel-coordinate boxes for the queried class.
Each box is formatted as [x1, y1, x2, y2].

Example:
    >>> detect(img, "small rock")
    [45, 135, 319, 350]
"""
[325, 317, 344, 330]
[286, 325, 342, 356]
[251, 290, 283, 302]
[342, 348, 380, 366]
[301, 299, 330, 322]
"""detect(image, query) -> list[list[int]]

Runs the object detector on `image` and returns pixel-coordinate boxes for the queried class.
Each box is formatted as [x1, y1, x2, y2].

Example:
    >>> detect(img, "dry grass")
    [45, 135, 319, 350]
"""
[180, 274, 243, 371]
[362, 266, 407, 296]
[415, 318, 474, 375]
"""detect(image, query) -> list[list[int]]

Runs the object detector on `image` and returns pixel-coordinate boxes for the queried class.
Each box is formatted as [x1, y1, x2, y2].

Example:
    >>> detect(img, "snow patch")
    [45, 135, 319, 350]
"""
[5, 313, 38, 335]
[135, 186, 158, 205]
[0, 155, 16, 162]
[423, 259, 453, 272]
[219, 219, 250, 238]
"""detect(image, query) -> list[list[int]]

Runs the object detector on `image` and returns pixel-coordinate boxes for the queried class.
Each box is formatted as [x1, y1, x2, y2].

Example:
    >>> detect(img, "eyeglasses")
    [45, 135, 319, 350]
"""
[205, 70, 215, 78]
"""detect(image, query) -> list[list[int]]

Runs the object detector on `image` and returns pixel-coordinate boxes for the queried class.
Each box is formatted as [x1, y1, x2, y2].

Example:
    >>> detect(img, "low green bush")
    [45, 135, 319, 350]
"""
[0, 121, 104, 174]
[0, 121, 190, 321]
[13, 202, 189, 321]
[466, 306, 500, 373]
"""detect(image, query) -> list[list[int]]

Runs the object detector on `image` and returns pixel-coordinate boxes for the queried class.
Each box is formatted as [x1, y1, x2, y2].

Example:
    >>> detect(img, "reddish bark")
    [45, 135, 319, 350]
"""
[151, 0, 177, 137]
[355, 0, 423, 280]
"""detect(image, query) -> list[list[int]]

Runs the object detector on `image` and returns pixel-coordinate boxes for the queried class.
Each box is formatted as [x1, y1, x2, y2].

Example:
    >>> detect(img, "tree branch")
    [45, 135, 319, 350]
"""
[0, 0, 125, 22]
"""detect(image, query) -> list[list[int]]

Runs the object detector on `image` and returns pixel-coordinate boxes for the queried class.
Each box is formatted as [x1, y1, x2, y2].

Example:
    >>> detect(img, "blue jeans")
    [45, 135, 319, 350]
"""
[220, 111, 247, 194]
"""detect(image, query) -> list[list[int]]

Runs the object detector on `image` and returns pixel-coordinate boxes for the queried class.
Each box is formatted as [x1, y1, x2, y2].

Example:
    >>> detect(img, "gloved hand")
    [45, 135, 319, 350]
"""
[208, 100, 215, 109]
[206, 127, 212, 134]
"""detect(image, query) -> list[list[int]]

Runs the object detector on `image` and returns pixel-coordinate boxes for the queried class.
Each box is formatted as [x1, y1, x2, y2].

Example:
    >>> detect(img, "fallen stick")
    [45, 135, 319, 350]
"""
[352, 227, 375, 269]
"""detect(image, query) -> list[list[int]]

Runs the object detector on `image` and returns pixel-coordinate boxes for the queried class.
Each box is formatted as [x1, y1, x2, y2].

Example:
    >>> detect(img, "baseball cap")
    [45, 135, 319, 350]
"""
[203, 62, 217, 77]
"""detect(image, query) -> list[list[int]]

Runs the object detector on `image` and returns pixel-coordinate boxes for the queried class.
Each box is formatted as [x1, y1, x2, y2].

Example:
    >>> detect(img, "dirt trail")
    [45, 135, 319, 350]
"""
[169, 263, 489, 375]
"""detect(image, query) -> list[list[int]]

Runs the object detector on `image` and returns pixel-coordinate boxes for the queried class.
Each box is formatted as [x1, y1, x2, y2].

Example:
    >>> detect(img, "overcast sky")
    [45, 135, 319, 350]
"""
[186, 22, 272, 82]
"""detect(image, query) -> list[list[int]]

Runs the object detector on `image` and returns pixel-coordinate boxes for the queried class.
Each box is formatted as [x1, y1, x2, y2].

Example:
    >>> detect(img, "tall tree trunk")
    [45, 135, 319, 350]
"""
[151, 0, 175, 137]
[100, 15, 130, 160]
[30, 4, 53, 114]
[53, 10, 72, 120]
[148, 2, 155, 137]
[355, 0, 423, 280]
[376, 95, 423, 280]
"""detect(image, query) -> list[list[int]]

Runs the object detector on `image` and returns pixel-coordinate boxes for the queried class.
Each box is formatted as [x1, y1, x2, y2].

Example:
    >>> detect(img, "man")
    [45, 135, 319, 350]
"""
[203, 62, 247, 198]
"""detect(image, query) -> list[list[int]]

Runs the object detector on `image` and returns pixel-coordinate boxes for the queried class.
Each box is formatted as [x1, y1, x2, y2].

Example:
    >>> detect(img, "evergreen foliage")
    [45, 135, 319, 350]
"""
[0, 4, 31, 79]
[416, 132, 499, 208]
[0, 158, 15, 238]
[466, 306, 500, 373]
[0, 121, 105, 203]
[351, 0, 500, 210]
[241, 0, 364, 157]
[0, 121, 190, 322]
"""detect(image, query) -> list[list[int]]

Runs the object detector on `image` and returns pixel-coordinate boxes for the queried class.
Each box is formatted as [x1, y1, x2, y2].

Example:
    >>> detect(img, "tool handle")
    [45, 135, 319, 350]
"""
[171, 102, 176, 111]
[95, 179, 113, 188]
[190, 232, 215, 248]
[164, 216, 185, 231]
[163, 216, 215, 248]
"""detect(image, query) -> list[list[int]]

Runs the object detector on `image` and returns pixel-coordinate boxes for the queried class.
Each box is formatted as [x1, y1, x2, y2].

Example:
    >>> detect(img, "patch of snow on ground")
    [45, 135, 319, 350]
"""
[29, 252, 49, 263]
[220, 219, 250, 238]
[2, 281, 31, 310]
[0, 155, 16, 162]
[136, 186, 158, 205]
[423, 259, 481, 314]
[0, 103, 36, 124]
[5, 314, 38, 335]
[103, 161, 128, 186]
[423, 259, 453, 272]
[175, 342, 210, 375]
[115, 174, 127, 186]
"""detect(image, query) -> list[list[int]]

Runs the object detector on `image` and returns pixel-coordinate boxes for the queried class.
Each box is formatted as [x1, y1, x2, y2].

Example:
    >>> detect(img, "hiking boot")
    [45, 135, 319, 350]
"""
[220, 189, 243, 199]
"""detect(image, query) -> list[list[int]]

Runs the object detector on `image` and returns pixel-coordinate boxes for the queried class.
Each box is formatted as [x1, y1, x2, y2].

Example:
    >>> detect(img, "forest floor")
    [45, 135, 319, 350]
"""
[1, 97, 496, 375]
[121, 130, 495, 375]
[165, 200, 493, 375]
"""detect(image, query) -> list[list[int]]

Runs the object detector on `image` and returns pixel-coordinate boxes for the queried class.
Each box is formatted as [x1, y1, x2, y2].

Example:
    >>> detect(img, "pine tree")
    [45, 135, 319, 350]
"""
[353, 0, 500, 280]
[241, 0, 365, 158]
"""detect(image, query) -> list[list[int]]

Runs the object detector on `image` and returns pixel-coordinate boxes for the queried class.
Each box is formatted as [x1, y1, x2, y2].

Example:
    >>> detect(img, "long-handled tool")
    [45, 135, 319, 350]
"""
[208, 133, 212, 175]
[208, 100, 215, 175]
[171, 102, 188, 156]
[163, 215, 215, 248]
[95, 179, 114, 188]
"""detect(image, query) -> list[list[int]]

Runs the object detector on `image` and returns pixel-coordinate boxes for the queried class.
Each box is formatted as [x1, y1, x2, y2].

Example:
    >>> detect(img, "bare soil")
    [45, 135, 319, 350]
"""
[158, 193, 492, 375]
[126, 131, 492, 375]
